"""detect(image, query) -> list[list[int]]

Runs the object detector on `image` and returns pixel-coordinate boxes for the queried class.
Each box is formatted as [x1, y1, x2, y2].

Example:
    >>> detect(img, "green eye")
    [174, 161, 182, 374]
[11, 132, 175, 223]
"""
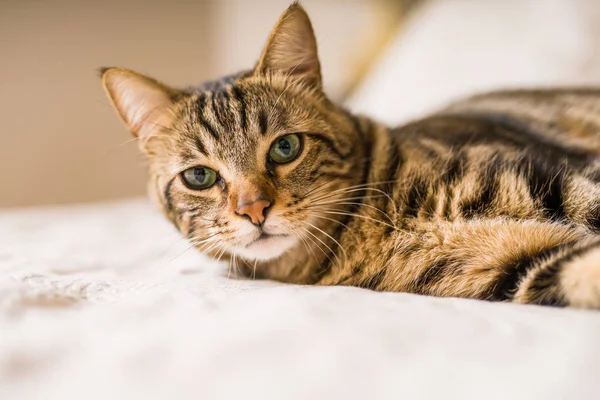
[269, 134, 301, 164]
[181, 166, 217, 190]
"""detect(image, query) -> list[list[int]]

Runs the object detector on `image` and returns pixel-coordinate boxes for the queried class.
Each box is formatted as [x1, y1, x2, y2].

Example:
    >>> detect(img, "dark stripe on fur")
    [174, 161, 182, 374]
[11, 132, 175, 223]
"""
[194, 136, 208, 156]
[405, 113, 593, 171]
[358, 267, 387, 290]
[457, 112, 593, 167]
[412, 258, 453, 294]
[403, 178, 428, 218]
[195, 93, 219, 139]
[441, 152, 467, 185]
[307, 133, 348, 160]
[258, 109, 268, 135]
[523, 157, 567, 221]
[197, 115, 219, 140]
[461, 165, 498, 218]
[518, 239, 600, 306]
[164, 177, 177, 212]
[231, 85, 247, 132]
[211, 92, 228, 129]
[489, 243, 569, 301]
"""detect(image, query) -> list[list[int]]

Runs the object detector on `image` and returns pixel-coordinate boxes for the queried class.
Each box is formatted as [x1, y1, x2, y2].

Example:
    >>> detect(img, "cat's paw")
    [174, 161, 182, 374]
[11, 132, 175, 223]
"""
[561, 245, 600, 309]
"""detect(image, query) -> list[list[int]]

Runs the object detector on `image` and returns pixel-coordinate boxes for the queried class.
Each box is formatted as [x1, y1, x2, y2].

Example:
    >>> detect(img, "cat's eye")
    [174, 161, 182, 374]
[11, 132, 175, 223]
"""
[269, 134, 301, 164]
[181, 166, 218, 190]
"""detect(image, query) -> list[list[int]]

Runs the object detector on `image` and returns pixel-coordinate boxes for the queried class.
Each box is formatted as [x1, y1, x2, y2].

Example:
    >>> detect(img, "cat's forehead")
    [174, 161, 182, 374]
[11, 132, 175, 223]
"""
[173, 81, 297, 169]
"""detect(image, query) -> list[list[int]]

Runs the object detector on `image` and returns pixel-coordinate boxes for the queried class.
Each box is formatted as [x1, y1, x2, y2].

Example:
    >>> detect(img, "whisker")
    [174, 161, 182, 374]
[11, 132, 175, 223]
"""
[197, 240, 220, 255]
[304, 221, 347, 260]
[164, 241, 200, 266]
[311, 187, 396, 207]
[306, 213, 349, 229]
[298, 226, 333, 266]
[300, 224, 341, 267]
[310, 194, 387, 205]
[302, 180, 337, 199]
[215, 244, 229, 263]
[308, 209, 398, 231]
[289, 225, 319, 265]
[309, 201, 396, 226]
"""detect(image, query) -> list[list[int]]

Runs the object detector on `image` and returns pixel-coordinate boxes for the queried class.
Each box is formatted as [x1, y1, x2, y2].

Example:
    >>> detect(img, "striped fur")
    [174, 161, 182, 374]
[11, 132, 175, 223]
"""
[102, 3, 600, 309]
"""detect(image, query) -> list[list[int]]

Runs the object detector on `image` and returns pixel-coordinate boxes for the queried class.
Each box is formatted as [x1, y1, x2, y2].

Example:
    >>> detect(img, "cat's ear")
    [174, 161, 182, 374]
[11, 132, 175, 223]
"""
[255, 3, 321, 90]
[100, 68, 178, 138]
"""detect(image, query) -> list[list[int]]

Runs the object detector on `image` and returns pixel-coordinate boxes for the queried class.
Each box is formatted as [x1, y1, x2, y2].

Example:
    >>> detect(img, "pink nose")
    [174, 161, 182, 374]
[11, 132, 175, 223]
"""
[236, 199, 271, 226]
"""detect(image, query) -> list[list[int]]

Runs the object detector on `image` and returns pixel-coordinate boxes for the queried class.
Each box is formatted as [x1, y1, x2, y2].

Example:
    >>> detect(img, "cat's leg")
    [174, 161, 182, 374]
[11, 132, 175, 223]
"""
[563, 173, 600, 232]
[514, 239, 600, 308]
[389, 219, 600, 308]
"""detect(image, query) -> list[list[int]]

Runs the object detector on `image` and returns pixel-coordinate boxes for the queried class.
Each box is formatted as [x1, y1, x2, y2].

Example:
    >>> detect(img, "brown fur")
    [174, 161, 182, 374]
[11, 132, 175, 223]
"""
[101, 3, 600, 309]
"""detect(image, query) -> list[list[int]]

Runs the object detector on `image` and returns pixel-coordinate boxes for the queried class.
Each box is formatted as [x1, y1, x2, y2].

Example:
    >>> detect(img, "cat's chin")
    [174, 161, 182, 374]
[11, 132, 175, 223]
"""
[234, 234, 297, 261]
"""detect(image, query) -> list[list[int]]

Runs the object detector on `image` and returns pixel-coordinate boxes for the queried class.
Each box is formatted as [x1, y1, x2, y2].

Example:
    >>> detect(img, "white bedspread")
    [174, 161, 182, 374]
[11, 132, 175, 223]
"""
[1, 199, 600, 400]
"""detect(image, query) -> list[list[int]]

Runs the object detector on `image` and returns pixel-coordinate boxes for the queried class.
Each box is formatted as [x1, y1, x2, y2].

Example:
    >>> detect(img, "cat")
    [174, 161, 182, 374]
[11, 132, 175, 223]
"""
[101, 2, 600, 309]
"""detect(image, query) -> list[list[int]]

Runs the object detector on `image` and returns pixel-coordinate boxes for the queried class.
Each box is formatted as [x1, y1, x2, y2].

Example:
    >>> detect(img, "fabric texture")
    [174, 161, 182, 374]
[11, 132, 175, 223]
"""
[2, 199, 600, 400]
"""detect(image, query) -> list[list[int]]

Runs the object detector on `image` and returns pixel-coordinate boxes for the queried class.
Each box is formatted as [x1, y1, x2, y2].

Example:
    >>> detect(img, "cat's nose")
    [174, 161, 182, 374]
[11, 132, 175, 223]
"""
[236, 199, 272, 226]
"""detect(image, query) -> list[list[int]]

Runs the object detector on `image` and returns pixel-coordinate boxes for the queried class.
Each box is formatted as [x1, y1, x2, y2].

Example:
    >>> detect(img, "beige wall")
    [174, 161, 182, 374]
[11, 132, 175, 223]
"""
[0, 0, 371, 208]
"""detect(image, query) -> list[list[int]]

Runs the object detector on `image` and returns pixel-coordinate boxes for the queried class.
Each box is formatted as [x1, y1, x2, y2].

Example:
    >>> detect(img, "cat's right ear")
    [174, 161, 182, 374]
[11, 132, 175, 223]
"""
[255, 3, 322, 90]
[100, 68, 178, 138]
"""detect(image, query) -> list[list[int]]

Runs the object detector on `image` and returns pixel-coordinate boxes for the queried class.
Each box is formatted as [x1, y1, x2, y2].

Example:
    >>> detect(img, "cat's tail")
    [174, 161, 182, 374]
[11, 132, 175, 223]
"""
[513, 238, 600, 308]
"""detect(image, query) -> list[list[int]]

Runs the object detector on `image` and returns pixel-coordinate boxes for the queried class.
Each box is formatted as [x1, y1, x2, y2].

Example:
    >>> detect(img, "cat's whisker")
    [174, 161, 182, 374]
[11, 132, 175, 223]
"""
[159, 225, 212, 258]
[328, 179, 398, 192]
[304, 220, 347, 260]
[187, 230, 219, 242]
[305, 177, 393, 202]
[164, 240, 203, 267]
[306, 212, 349, 229]
[228, 251, 239, 279]
[308, 208, 398, 231]
[311, 187, 396, 208]
[196, 240, 218, 255]
[287, 224, 319, 264]
[215, 243, 229, 263]
[310, 194, 387, 205]
[296, 228, 319, 264]
[192, 236, 220, 248]
[299, 223, 342, 267]
[304, 190, 388, 210]
[309, 201, 396, 226]
[297, 226, 334, 267]
[302, 180, 338, 199]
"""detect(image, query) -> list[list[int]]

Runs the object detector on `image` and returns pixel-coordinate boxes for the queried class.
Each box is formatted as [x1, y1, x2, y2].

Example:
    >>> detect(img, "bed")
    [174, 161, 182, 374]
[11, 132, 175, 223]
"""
[2, 199, 600, 399]
[4, 1, 600, 399]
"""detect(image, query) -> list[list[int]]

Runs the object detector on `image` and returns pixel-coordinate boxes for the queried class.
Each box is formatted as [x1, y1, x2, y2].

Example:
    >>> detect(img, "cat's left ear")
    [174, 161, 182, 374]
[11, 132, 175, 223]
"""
[100, 67, 179, 139]
[255, 3, 322, 90]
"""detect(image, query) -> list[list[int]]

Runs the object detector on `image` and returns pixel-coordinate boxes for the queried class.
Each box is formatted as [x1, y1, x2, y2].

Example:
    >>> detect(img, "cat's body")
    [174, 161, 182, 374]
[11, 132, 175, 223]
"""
[246, 89, 600, 308]
[102, 3, 600, 309]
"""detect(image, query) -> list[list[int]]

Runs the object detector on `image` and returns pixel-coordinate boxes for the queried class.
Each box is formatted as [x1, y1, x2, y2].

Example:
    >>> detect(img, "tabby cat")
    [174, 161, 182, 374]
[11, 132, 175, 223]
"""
[101, 3, 600, 309]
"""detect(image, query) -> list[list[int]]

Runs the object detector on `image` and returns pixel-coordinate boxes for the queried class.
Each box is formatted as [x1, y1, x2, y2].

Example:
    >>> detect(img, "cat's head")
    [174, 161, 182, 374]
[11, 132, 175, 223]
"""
[101, 3, 364, 262]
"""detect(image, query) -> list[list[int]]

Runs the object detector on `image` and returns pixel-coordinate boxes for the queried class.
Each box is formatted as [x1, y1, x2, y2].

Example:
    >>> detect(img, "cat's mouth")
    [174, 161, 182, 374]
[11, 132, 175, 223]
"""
[235, 228, 296, 261]
[245, 232, 289, 248]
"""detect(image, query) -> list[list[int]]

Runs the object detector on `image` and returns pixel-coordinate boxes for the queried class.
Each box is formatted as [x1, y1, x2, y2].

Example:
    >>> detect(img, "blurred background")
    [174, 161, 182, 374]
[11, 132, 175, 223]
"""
[2, 0, 600, 208]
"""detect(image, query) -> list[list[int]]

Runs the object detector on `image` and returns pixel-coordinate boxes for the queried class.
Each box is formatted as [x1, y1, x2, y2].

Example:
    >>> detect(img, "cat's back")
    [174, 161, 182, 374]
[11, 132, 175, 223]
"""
[378, 88, 600, 224]
[443, 88, 600, 153]
[388, 88, 600, 168]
